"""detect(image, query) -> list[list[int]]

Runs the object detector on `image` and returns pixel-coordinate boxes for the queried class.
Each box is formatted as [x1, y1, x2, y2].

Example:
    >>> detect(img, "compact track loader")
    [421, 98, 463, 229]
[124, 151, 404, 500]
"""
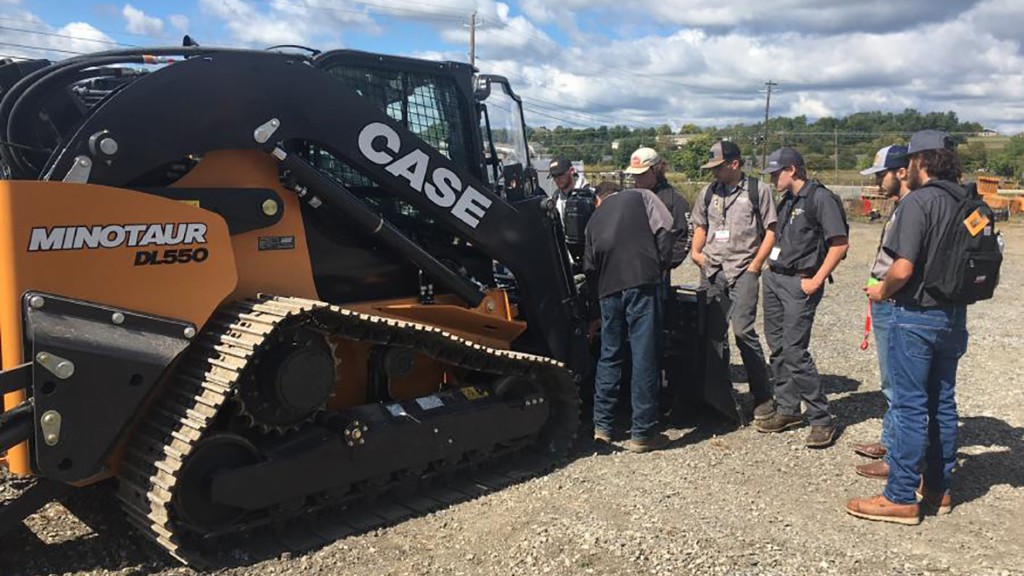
[0, 46, 737, 564]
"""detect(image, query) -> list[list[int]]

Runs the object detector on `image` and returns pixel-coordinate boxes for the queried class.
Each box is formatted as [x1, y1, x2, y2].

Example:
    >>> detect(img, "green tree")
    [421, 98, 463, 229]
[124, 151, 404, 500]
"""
[989, 134, 1024, 179]
[667, 133, 715, 179]
[959, 141, 988, 173]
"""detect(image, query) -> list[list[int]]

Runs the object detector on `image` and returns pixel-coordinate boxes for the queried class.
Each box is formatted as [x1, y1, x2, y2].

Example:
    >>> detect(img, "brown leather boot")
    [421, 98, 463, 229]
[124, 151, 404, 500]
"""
[915, 483, 953, 515]
[852, 441, 886, 459]
[845, 494, 921, 525]
[855, 460, 889, 480]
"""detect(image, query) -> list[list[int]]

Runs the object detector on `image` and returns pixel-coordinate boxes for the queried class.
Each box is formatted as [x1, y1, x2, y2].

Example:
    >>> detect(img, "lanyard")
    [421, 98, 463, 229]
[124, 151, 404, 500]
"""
[714, 182, 743, 224]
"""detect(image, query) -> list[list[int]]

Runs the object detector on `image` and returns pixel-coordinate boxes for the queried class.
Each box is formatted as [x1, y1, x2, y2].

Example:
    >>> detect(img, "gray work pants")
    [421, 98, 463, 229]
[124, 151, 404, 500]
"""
[701, 269, 772, 401]
[762, 270, 833, 426]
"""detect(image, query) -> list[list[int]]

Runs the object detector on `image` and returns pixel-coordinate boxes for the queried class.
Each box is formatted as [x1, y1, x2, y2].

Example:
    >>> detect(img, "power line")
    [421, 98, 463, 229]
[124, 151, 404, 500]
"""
[0, 25, 138, 48]
[0, 15, 181, 42]
[0, 41, 85, 55]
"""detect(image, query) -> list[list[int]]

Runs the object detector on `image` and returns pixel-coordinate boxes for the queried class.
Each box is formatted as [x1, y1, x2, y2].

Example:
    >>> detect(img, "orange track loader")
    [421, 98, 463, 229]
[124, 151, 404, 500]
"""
[0, 46, 737, 564]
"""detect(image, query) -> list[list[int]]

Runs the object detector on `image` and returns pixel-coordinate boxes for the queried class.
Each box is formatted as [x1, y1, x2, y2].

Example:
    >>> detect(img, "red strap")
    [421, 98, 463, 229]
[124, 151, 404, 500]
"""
[860, 300, 872, 350]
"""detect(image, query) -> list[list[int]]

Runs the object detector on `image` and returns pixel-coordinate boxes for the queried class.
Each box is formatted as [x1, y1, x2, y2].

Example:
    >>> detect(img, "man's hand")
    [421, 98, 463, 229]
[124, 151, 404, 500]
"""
[746, 261, 763, 275]
[587, 319, 601, 342]
[864, 282, 885, 302]
[800, 277, 822, 296]
[691, 252, 706, 268]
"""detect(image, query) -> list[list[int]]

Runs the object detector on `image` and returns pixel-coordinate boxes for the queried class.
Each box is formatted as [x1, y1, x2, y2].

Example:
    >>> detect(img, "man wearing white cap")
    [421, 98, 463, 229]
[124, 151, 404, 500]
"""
[626, 147, 690, 271]
[851, 144, 910, 481]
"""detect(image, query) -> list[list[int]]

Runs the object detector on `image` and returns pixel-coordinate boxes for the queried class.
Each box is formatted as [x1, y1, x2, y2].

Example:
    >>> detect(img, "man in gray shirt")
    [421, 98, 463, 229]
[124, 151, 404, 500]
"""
[852, 145, 910, 480]
[756, 147, 849, 448]
[691, 140, 778, 421]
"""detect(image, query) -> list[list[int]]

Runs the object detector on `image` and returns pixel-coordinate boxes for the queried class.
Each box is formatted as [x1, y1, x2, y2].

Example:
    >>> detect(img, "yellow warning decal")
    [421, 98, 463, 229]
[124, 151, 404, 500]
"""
[461, 386, 490, 401]
[179, 200, 201, 208]
[964, 209, 989, 237]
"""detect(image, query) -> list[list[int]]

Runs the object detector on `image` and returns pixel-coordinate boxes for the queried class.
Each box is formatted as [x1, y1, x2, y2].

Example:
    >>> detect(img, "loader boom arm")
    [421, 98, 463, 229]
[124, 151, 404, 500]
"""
[36, 50, 589, 374]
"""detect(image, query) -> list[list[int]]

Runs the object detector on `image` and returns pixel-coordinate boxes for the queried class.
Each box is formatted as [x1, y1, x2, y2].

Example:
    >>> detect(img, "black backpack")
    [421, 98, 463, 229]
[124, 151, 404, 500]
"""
[703, 175, 765, 238]
[562, 187, 595, 247]
[923, 180, 1002, 305]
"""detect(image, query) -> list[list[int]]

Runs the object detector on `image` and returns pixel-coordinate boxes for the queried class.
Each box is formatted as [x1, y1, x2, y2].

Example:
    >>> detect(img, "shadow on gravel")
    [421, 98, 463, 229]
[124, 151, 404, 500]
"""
[829, 389, 888, 430]
[954, 416, 1024, 506]
[0, 483, 173, 576]
[821, 374, 863, 395]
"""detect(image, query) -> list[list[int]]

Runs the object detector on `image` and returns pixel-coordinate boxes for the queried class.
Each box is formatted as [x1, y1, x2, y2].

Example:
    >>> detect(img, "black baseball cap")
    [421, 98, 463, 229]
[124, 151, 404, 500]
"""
[700, 140, 742, 169]
[548, 157, 572, 178]
[908, 130, 955, 155]
[760, 147, 804, 174]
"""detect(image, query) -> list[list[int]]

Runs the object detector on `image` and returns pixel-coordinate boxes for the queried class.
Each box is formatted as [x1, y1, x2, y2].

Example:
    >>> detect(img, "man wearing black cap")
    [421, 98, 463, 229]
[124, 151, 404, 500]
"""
[847, 130, 969, 524]
[691, 140, 778, 420]
[756, 147, 848, 448]
[548, 156, 591, 221]
[548, 156, 594, 264]
[851, 145, 911, 480]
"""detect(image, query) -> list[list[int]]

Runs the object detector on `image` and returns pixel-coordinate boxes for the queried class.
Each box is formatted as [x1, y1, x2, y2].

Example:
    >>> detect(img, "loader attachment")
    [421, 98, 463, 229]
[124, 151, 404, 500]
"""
[663, 286, 743, 424]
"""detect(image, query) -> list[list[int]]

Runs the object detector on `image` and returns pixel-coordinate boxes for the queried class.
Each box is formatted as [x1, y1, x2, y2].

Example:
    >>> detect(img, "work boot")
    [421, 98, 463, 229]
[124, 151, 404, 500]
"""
[805, 424, 837, 448]
[855, 460, 889, 480]
[627, 433, 670, 453]
[593, 428, 613, 445]
[852, 441, 887, 459]
[916, 481, 952, 515]
[753, 398, 776, 421]
[755, 413, 803, 433]
[845, 494, 921, 525]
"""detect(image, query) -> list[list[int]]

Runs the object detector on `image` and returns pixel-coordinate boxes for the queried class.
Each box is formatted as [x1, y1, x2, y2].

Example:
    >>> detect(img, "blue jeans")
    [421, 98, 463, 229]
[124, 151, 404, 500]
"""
[872, 300, 894, 454]
[883, 305, 968, 504]
[594, 284, 660, 440]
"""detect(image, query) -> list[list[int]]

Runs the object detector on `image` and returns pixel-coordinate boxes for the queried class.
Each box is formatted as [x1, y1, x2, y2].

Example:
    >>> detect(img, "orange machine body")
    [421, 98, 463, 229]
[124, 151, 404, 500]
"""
[0, 151, 523, 477]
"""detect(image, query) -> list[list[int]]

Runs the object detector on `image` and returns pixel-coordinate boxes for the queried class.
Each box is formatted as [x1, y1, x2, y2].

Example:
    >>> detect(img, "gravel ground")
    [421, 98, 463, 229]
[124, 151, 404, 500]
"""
[3, 220, 1023, 576]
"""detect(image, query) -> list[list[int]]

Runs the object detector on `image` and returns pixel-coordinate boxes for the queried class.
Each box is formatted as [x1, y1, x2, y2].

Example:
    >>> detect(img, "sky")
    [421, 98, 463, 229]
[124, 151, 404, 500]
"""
[2, 0, 1024, 134]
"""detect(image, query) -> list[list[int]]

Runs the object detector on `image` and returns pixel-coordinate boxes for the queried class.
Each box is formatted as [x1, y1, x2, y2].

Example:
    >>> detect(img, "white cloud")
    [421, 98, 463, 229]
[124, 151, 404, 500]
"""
[0, 7, 117, 61]
[122, 4, 164, 36]
[168, 14, 190, 33]
[197, 0, 379, 46]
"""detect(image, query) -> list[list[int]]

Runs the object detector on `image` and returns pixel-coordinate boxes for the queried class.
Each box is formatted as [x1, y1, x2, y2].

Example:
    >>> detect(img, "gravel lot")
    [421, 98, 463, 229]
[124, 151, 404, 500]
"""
[3, 220, 1023, 576]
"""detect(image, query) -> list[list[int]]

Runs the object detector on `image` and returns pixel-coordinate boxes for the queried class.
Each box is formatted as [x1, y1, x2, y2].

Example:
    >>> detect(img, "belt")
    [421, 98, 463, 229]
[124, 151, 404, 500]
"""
[769, 267, 814, 277]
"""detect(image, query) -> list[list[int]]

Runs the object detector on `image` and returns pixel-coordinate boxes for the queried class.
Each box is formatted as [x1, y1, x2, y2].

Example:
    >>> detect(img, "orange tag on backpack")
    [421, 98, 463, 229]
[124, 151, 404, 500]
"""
[964, 209, 989, 237]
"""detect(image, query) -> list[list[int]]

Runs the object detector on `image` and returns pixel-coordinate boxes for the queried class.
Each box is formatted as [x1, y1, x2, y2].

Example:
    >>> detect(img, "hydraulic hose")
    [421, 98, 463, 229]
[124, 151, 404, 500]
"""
[0, 403, 33, 454]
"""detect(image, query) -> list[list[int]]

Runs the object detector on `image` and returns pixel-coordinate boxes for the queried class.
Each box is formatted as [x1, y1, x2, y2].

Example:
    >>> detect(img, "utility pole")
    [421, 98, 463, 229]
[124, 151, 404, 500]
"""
[469, 11, 477, 67]
[760, 80, 778, 169]
[834, 126, 839, 185]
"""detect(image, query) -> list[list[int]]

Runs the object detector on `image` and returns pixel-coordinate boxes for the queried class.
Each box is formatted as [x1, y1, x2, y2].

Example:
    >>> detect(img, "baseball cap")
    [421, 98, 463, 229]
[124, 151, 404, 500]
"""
[860, 145, 909, 175]
[624, 147, 663, 175]
[700, 140, 742, 169]
[760, 147, 804, 174]
[907, 130, 955, 154]
[547, 156, 572, 178]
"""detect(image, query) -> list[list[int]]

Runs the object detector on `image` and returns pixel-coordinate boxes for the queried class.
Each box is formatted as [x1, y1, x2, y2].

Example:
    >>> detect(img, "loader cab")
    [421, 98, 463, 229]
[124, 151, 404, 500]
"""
[297, 51, 511, 303]
[475, 75, 537, 202]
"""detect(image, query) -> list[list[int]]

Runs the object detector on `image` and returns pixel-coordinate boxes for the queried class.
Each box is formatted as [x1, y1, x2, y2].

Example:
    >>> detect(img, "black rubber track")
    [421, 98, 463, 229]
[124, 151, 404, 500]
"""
[115, 295, 579, 566]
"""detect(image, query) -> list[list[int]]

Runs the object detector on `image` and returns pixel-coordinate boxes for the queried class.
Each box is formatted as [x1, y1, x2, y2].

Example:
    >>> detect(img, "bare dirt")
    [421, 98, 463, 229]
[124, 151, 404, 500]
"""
[2, 220, 1023, 576]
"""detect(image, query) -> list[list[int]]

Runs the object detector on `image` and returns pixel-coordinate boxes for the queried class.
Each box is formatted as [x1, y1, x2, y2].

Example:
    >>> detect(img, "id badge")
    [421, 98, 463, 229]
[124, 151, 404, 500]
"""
[769, 246, 781, 261]
[714, 229, 730, 242]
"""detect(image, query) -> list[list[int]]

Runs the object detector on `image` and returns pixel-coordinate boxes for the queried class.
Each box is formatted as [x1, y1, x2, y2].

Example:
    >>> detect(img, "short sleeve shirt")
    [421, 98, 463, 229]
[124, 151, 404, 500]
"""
[882, 183, 960, 307]
[771, 182, 847, 272]
[869, 202, 900, 280]
[692, 175, 778, 283]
